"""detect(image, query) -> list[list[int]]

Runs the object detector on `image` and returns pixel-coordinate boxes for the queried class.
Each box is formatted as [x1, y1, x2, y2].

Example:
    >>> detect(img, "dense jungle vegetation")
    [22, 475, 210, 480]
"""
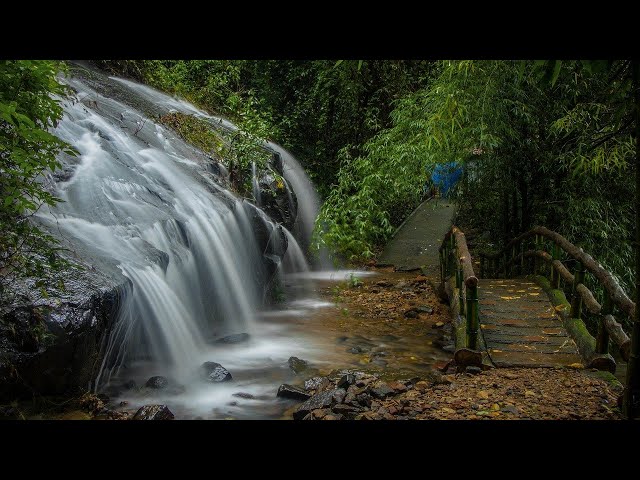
[2, 60, 637, 324]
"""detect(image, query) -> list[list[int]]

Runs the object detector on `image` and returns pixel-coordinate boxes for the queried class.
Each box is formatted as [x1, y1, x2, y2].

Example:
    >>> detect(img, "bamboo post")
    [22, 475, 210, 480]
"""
[551, 244, 561, 290]
[466, 284, 479, 350]
[456, 264, 464, 315]
[570, 261, 585, 319]
[520, 241, 525, 274]
[449, 234, 456, 276]
[596, 291, 612, 355]
[533, 234, 540, 275]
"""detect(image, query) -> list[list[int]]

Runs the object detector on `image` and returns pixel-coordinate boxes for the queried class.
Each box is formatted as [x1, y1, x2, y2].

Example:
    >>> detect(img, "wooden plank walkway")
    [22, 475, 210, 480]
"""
[378, 199, 456, 276]
[479, 279, 583, 368]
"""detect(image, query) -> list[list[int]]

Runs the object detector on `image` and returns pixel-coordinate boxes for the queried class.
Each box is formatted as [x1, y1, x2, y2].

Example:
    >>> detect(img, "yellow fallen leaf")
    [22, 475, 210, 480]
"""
[554, 305, 566, 312]
[491, 349, 502, 353]
[529, 293, 540, 296]
[500, 296, 518, 300]
[568, 363, 584, 369]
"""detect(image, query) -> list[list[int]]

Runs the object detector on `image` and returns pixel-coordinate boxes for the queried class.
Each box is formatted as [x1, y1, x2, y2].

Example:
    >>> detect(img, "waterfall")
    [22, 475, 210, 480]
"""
[37, 68, 314, 388]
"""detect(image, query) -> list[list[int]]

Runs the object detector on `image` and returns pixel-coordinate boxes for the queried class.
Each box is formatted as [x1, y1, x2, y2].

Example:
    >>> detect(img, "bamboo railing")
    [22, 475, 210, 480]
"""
[439, 226, 479, 350]
[478, 226, 632, 365]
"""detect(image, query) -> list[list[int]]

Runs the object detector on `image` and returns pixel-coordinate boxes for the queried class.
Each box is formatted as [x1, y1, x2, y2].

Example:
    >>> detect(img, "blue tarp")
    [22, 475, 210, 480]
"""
[431, 162, 463, 198]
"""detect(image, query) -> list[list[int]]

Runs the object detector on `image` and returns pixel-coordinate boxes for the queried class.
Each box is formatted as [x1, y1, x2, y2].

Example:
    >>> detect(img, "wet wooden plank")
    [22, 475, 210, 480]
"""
[479, 278, 582, 368]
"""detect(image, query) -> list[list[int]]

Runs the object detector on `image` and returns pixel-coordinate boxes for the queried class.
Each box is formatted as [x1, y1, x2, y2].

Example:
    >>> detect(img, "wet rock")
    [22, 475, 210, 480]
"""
[336, 336, 349, 343]
[233, 392, 256, 400]
[502, 405, 519, 415]
[415, 380, 431, 391]
[215, 333, 250, 344]
[375, 281, 393, 288]
[404, 309, 418, 318]
[323, 414, 344, 421]
[277, 384, 312, 401]
[293, 389, 343, 420]
[132, 405, 175, 420]
[465, 366, 482, 375]
[200, 362, 233, 382]
[372, 358, 388, 367]
[416, 305, 434, 314]
[337, 374, 356, 390]
[123, 380, 137, 390]
[312, 408, 331, 419]
[333, 388, 347, 404]
[332, 403, 362, 416]
[145, 376, 169, 389]
[288, 356, 309, 374]
[442, 344, 456, 353]
[388, 381, 408, 393]
[304, 376, 329, 391]
[347, 346, 369, 354]
[371, 383, 395, 399]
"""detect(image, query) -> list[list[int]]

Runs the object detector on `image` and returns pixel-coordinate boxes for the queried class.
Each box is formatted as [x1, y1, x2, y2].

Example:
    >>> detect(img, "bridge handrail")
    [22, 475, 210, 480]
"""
[439, 226, 479, 350]
[477, 225, 632, 362]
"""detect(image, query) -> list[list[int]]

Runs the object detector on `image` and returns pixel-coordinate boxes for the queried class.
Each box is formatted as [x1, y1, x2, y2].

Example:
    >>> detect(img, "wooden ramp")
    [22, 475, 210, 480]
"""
[378, 199, 455, 275]
[479, 279, 583, 368]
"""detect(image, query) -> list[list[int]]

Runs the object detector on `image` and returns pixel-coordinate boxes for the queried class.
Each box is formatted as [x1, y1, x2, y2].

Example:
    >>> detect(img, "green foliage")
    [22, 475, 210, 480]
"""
[0, 60, 74, 305]
[159, 112, 226, 156]
[347, 273, 363, 288]
[316, 58, 636, 314]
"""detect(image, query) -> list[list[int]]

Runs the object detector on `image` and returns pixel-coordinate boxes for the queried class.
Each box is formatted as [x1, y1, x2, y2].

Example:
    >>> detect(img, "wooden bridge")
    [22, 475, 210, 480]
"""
[439, 225, 639, 418]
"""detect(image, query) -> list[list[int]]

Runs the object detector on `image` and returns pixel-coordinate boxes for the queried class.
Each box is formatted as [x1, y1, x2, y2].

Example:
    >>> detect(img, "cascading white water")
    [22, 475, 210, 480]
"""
[36, 71, 310, 391]
[30, 66, 372, 419]
[108, 76, 331, 268]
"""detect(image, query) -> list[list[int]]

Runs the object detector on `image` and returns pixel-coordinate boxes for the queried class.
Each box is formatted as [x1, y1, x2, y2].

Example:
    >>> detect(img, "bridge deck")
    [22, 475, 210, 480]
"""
[480, 279, 583, 368]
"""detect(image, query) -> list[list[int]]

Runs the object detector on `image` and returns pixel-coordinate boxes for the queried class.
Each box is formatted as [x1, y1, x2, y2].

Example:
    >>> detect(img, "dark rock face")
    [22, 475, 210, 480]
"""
[288, 356, 309, 374]
[200, 362, 232, 383]
[257, 165, 297, 232]
[214, 333, 250, 344]
[0, 268, 124, 402]
[132, 405, 175, 420]
[145, 376, 169, 389]
[277, 384, 312, 401]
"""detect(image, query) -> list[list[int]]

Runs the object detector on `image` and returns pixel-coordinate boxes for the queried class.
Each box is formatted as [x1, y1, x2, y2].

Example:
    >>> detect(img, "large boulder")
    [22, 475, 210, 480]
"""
[0, 265, 125, 402]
